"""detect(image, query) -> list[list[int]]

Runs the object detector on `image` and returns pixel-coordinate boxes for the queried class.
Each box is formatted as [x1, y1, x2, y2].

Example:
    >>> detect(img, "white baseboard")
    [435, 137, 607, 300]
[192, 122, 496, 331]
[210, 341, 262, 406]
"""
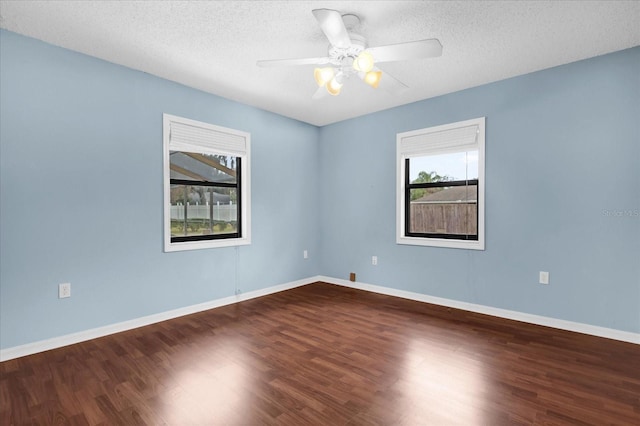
[0, 276, 320, 362]
[319, 276, 640, 345]
[2, 274, 636, 361]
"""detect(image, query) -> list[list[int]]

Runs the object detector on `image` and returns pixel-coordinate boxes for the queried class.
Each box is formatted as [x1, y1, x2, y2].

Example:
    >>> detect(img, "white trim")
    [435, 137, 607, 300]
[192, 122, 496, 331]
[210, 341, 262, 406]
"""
[0, 276, 320, 362]
[396, 117, 485, 250]
[163, 113, 251, 252]
[3, 274, 636, 361]
[318, 276, 640, 345]
[396, 235, 485, 250]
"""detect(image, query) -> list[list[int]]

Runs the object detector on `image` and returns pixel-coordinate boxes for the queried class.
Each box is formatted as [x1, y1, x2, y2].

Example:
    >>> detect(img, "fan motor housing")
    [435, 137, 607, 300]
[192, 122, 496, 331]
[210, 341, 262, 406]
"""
[328, 33, 366, 68]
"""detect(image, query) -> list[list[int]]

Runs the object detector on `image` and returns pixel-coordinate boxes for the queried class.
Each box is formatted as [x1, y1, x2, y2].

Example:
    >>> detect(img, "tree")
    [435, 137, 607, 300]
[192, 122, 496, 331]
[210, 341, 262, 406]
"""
[410, 171, 452, 201]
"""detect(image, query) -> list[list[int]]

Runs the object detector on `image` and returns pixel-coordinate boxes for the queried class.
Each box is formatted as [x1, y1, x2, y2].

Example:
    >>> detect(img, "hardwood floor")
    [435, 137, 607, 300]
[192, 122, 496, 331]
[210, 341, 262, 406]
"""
[1, 282, 639, 425]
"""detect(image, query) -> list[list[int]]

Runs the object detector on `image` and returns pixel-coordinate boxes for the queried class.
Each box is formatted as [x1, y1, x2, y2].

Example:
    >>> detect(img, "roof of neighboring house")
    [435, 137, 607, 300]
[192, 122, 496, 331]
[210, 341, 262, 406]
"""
[414, 186, 477, 202]
[170, 152, 236, 184]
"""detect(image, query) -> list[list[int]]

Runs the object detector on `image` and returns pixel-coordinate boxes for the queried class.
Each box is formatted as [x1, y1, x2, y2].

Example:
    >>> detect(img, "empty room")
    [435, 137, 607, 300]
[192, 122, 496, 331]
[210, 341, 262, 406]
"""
[1, 1, 639, 424]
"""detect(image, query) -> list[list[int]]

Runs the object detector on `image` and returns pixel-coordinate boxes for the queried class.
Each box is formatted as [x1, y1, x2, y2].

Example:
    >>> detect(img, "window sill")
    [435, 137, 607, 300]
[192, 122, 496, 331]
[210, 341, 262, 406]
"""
[396, 236, 484, 250]
[164, 237, 251, 252]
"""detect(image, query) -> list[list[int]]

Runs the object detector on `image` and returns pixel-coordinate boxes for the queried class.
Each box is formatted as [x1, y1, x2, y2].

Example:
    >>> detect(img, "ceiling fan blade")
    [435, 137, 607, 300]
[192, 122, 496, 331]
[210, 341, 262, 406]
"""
[312, 86, 328, 100]
[375, 67, 409, 94]
[367, 39, 443, 63]
[257, 57, 331, 67]
[312, 9, 351, 48]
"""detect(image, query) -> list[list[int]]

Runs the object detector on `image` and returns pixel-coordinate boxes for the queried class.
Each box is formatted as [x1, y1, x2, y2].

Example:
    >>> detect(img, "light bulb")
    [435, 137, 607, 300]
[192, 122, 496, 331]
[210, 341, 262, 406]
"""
[353, 51, 374, 72]
[326, 77, 343, 96]
[314, 67, 334, 87]
[364, 70, 382, 88]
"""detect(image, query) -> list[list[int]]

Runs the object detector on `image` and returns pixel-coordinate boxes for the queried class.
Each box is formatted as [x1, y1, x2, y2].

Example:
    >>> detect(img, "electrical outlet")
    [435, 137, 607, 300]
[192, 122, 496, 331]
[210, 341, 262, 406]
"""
[303, 250, 308, 259]
[539, 271, 549, 285]
[372, 256, 378, 266]
[349, 272, 356, 282]
[59, 282, 71, 298]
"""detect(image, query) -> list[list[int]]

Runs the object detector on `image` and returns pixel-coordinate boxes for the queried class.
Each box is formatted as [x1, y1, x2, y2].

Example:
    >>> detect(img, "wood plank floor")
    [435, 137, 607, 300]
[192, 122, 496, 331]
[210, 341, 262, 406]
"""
[1, 282, 639, 425]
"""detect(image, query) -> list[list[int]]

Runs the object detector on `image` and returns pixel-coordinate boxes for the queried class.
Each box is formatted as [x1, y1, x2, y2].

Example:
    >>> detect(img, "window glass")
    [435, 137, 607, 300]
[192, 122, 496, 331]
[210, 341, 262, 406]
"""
[409, 184, 478, 236]
[170, 185, 238, 238]
[409, 151, 478, 182]
[169, 152, 237, 183]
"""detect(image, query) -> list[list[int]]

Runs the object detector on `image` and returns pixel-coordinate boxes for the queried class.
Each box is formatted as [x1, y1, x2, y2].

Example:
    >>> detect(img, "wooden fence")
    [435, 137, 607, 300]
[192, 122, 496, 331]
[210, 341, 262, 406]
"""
[410, 202, 477, 235]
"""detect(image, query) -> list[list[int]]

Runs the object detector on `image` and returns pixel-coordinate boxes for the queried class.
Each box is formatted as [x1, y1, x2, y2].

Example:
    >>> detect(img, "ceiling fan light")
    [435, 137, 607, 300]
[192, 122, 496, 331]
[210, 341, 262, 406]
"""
[326, 78, 343, 96]
[314, 67, 334, 87]
[353, 51, 375, 72]
[364, 70, 382, 88]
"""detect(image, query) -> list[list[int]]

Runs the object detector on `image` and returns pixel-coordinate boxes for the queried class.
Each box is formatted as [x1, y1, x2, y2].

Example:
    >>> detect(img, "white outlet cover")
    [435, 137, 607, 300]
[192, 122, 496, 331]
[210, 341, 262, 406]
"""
[539, 271, 549, 285]
[59, 282, 71, 298]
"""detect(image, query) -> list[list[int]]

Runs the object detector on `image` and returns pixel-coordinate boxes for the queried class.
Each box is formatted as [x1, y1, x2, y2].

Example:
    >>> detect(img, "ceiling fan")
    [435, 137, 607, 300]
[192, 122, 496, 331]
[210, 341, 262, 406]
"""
[257, 9, 443, 98]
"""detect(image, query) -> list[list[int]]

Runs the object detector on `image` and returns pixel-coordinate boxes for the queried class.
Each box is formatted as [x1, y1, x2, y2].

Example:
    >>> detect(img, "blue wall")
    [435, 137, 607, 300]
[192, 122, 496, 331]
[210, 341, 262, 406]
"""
[0, 30, 321, 349]
[319, 47, 640, 333]
[1, 29, 638, 351]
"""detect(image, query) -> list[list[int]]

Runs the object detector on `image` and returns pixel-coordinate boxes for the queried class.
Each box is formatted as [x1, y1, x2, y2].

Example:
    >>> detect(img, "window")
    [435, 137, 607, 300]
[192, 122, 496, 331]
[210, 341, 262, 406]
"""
[163, 114, 250, 251]
[397, 117, 485, 250]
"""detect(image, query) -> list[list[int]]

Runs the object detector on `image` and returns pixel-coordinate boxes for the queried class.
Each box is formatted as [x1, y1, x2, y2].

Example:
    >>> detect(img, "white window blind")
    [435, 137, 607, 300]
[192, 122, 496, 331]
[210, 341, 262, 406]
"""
[167, 115, 247, 156]
[399, 123, 480, 157]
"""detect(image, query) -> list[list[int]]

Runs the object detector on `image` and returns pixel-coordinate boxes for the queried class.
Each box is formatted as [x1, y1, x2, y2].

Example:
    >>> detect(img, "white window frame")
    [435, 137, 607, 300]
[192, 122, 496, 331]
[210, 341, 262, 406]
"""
[396, 117, 485, 250]
[163, 113, 251, 252]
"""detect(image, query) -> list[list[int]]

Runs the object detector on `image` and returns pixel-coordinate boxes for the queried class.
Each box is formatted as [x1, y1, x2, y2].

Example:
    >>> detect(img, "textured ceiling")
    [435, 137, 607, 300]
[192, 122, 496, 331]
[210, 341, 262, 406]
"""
[1, 1, 639, 126]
